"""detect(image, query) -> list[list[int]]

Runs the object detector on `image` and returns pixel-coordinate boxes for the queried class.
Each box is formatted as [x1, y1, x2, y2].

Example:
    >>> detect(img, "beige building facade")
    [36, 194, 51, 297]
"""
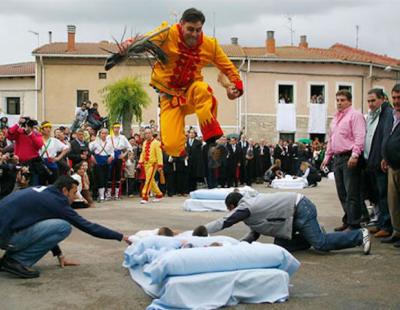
[30, 26, 400, 143]
[0, 62, 36, 125]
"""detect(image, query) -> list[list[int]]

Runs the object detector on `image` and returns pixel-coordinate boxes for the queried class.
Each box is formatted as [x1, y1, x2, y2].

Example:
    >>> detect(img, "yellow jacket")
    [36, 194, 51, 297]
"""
[138, 139, 163, 167]
[144, 22, 243, 98]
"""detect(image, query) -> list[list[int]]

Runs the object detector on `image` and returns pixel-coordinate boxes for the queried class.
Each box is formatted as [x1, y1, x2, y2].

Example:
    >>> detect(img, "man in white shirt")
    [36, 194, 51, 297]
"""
[107, 123, 132, 199]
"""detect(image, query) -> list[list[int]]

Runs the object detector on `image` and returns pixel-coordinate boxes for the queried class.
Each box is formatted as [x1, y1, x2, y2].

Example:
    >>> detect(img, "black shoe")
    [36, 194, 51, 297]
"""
[381, 235, 400, 244]
[393, 240, 400, 248]
[1, 257, 40, 279]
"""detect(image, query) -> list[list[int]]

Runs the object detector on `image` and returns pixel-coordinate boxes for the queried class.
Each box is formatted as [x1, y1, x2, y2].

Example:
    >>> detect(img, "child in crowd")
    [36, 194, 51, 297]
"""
[124, 151, 137, 198]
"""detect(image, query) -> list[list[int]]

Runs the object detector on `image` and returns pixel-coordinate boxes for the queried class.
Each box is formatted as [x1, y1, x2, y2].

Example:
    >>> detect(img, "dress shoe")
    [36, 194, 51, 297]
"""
[1, 257, 40, 278]
[334, 224, 348, 232]
[381, 235, 400, 244]
[374, 230, 391, 238]
[393, 240, 400, 248]
[368, 226, 379, 234]
[361, 228, 371, 255]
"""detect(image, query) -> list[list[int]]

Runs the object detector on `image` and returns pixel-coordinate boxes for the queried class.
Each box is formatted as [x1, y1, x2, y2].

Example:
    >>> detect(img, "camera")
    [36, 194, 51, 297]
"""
[19, 116, 38, 128]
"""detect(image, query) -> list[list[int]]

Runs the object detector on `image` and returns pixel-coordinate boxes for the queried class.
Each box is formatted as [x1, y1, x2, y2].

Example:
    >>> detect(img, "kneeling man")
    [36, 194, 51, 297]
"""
[0, 176, 130, 278]
[204, 192, 371, 254]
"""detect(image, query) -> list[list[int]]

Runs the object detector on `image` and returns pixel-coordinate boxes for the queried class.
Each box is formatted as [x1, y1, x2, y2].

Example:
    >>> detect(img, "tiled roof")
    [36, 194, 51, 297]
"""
[32, 42, 118, 56]
[33, 41, 400, 67]
[0, 62, 35, 77]
[243, 44, 400, 67]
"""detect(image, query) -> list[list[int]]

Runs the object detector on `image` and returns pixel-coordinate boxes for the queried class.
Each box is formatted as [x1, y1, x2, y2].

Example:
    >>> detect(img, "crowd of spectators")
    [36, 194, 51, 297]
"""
[0, 85, 399, 249]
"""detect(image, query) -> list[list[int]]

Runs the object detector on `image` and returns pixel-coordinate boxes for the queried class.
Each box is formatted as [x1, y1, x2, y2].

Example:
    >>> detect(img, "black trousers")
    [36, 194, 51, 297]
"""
[333, 154, 363, 227]
[94, 164, 109, 188]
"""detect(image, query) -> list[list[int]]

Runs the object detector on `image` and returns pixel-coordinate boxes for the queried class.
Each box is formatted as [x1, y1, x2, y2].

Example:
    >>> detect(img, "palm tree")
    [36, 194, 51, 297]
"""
[102, 76, 151, 137]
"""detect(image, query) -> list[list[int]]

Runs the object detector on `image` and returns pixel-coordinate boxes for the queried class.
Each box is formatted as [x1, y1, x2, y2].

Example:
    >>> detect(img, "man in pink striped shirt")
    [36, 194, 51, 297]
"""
[321, 90, 366, 231]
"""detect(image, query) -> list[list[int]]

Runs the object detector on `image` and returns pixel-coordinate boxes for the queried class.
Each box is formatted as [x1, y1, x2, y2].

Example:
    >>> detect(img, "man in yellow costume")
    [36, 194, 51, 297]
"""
[138, 128, 163, 204]
[115, 8, 243, 157]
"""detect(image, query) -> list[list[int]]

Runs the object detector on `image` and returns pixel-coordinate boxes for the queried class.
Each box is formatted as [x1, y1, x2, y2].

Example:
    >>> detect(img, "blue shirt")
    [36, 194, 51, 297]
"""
[0, 186, 123, 248]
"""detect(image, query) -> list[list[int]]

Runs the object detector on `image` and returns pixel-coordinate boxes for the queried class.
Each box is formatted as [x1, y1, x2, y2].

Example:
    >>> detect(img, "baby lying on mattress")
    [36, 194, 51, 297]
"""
[123, 235, 301, 309]
[128, 225, 208, 243]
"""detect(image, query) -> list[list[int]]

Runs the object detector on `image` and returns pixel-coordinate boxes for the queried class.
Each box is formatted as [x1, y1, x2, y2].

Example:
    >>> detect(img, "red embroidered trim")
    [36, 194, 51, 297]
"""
[168, 25, 202, 89]
[144, 140, 152, 161]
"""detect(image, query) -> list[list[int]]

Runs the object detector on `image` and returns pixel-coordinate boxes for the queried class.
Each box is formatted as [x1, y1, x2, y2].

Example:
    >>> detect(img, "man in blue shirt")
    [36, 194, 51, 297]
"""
[0, 176, 130, 278]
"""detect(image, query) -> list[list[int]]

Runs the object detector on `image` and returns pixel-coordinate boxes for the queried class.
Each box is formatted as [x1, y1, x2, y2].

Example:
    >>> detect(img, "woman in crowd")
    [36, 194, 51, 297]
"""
[80, 160, 94, 207]
[89, 128, 114, 202]
[264, 159, 284, 184]
[297, 161, 321, 187]
[71, 162, 91, 209]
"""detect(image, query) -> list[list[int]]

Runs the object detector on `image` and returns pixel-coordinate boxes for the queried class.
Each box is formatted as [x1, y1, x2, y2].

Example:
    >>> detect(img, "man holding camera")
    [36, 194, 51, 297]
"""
[6, 116, 44, 186]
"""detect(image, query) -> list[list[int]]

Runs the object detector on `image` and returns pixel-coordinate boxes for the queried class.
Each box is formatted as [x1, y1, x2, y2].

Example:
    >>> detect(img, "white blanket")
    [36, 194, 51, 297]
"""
[189, 186, 258, 200]
[271, 175, 308, 189]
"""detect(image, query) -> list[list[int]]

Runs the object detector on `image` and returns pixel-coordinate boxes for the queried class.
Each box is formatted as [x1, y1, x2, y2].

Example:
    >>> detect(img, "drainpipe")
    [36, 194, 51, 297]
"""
[34, 59, 39, 119]
[237, 58, 246, 132]
[245, 58, 251, 134]
[40, 55, 45, 121]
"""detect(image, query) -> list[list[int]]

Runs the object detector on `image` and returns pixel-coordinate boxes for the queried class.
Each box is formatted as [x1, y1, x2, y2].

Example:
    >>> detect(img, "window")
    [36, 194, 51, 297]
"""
[278, 84, 294, 104]
[309, 133, 326, 143]
[77, 90, 89, 107]
[279, 133, 295, 142]
[338, 84, 352, 93]
[99, 72, 107, 79]
[310, 85, 325, 104]
[6, 97, 20, 115]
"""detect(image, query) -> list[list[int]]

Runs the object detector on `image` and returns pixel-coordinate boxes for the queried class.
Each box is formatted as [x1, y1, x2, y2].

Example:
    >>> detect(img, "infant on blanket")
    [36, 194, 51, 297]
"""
[128, 225, 209, 243]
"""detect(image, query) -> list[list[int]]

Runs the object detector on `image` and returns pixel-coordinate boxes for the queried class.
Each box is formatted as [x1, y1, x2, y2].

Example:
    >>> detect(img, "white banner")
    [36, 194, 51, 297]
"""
[276, 103, 296, 132]
[308, 103, 327, 133]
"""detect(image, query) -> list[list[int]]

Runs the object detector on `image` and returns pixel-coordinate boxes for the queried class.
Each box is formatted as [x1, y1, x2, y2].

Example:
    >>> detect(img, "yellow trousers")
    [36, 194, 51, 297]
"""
[141, 163, 163, 200]
[160, 81, 223, 157]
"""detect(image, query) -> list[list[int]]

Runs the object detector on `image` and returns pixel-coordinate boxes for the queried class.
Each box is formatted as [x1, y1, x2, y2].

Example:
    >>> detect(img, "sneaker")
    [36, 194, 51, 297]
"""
[140, 199, 148, 204]
[361, 228, 371, 255]
[152, 197, 163, 202]
[128, 195, 134, 198]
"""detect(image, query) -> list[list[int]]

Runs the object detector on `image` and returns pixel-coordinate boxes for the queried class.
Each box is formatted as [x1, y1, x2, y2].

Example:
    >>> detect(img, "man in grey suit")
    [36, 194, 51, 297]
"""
[204, 192, 371, 254]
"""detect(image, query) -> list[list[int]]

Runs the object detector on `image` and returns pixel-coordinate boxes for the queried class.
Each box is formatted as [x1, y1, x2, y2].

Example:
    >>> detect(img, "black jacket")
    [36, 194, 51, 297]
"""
[383, 109, 400, 170]
[367, 102, 393, 170]
[69, 139, 89, 166]
[186, 139, 204, 178]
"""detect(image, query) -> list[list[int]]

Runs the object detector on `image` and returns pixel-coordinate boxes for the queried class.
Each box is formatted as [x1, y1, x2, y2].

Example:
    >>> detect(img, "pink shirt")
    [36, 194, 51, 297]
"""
[325, 106, 366, 162]
[6, 124, 44, 162]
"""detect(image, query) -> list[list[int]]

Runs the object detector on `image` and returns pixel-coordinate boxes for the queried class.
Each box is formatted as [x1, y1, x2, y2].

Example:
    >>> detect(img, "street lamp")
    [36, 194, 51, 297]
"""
[28, 30, 40, 47]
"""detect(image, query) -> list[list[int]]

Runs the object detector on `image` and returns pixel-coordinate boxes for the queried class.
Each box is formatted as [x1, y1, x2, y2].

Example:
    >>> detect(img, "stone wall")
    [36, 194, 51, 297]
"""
[241, 114, 331, 143]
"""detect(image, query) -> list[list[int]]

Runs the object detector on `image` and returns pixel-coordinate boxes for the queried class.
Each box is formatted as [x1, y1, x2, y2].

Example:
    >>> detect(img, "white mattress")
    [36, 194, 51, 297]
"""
[271, 175, 308, 189]
[123, 236, 299, 309]
[183, 199, 227, 212]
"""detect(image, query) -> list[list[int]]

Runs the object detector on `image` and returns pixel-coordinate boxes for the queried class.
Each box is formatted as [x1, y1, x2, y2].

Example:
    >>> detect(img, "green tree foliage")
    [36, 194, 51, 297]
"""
[102, 76, 151, 136]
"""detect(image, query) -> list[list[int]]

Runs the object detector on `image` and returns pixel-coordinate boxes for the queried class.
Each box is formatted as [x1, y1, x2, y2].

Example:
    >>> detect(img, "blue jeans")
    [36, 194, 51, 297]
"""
[6, 219, 72, 267]
[276, 197, 363, 252]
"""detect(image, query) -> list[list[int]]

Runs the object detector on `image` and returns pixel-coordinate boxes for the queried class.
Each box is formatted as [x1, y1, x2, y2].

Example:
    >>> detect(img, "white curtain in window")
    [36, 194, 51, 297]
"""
[276, 104, 296, 132]
[308, 103, 327, 133]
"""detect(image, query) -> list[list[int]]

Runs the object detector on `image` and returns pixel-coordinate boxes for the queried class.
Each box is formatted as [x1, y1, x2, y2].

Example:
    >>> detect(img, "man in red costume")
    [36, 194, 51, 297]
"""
[121, 8, 243, 157]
